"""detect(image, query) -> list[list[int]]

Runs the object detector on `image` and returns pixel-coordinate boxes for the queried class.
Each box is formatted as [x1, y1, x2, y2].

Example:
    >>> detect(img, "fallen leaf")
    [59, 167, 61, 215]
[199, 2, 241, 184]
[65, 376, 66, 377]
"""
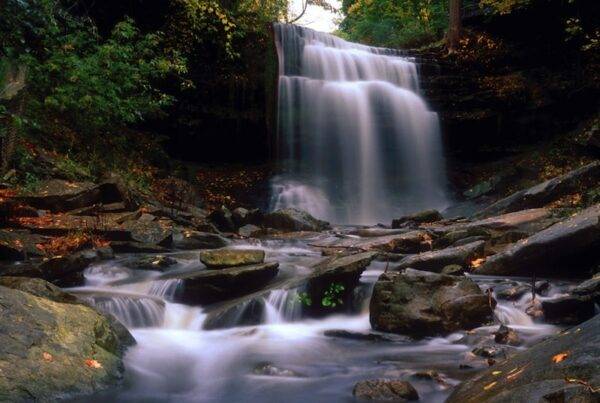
[552, 352, 569, 363]
[483, 381, 497, 391]
[85, 359, 102, 369]
[492, 371, 502, 376]
[42, 352, 53, 362]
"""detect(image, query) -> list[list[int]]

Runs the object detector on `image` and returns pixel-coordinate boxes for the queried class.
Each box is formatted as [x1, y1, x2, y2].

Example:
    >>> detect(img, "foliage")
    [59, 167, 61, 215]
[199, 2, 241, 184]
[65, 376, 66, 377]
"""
[339, 0, 449, 48]
[478, 0, 532, 15]
[321, 283, 345, 308]
[296, 292, 313, 307]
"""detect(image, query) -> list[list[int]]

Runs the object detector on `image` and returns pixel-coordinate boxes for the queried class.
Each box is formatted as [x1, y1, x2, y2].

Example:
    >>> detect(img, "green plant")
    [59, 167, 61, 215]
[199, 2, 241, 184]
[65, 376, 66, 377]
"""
[296, 292, 313, 307]
[321, 283, 345, 308]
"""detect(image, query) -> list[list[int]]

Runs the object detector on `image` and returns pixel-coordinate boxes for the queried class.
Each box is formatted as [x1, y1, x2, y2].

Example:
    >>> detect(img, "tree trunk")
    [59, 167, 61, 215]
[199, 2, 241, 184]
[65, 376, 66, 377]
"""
[447, 0, 462, 53]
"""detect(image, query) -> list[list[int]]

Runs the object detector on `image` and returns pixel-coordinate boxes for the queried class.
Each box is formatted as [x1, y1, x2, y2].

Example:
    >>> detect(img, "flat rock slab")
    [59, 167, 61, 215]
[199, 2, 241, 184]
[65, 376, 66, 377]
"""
[477, 204, 600, 276]
[312, 231, 429, 254]
[353, 379, 419, 401]
[163, 262, 280, 305]
[394, 240, 485, 273]
[199, 249, 265, 268]
[447, 314, 600, 403]
[263, 208, 331, 232]
[476, 161, 600, 218]
[0, 229, 47, 260]
[370, 269, 495, 337]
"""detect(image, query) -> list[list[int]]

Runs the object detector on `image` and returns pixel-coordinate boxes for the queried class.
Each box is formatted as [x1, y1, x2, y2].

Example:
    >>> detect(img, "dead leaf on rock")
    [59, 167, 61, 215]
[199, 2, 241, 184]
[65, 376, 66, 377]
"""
[552, 352, 569, 363]
[42, 352, 53, 362]
[85, 359, 103, 369]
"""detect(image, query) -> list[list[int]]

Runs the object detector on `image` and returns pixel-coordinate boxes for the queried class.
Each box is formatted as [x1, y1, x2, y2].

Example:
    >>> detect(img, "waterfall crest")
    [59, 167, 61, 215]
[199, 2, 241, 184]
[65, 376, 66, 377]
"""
[272, 24, 449, 225]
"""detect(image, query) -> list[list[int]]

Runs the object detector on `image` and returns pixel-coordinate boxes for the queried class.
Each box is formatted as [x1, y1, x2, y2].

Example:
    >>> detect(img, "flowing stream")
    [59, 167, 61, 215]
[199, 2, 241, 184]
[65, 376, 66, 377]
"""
[67, 233, 571, 403]
[271, 24, 449, 224]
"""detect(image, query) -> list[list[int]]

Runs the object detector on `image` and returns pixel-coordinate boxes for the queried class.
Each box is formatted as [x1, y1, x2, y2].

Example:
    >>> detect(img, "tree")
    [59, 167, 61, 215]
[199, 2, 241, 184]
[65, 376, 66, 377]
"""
[447, 0, 461, 53]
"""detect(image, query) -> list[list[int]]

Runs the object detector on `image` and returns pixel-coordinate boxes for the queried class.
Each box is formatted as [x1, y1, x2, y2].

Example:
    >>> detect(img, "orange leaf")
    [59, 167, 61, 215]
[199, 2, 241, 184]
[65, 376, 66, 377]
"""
[483, 381, 497, 391]
[42, 352, 53, 362]
[552, 352, 569, 363]
[85, 359, 103, 369]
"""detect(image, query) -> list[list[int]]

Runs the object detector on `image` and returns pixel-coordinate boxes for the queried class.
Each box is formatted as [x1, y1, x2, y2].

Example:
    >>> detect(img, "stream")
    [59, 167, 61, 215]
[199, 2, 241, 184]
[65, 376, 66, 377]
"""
[66, 232, 572, 403]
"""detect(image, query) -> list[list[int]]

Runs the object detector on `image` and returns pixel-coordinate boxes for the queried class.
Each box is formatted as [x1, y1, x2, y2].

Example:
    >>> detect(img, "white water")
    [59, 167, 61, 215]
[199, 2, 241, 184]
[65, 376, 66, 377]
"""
[271, 24, 449, 225]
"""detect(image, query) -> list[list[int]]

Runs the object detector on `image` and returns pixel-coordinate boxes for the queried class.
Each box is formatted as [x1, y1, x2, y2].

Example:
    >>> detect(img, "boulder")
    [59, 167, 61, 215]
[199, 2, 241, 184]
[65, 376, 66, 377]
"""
[171, 229, 229, 250]
[441, 264, 465, 276]
[495, 284, 530, 301]
[392, 209, 443, 228]
[0, 276, 79, 304]
[304, 251, 378, 316]
[0, 286, 134, 402]
[238, 224, 263, 238]
[394, 241, 486, 273]
[446, 315, 600, 403]
[38, 248, 111, 287]
[232, 207, 263, 227]
[572, 274, 600, 302]
[121, 219, 173, 247]
[542, 295, 595, 325]
[370, 269, 495, 337]
[476, 161, 600, 218]
[125, 255, 178, 271]
[494, 325, 522, 346]
[208, 206, 236, 232]
[477, 204, 600, 276]
[312, 231, 430, 254]
[199, 249, 265, 268]
[263, 208, 330, 232]
[165, 262, 279, 305]
[353, 379, 419, 401]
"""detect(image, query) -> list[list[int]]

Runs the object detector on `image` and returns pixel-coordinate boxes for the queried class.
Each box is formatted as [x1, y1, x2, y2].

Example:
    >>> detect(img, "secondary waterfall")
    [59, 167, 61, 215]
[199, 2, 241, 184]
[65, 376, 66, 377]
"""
[271, 24, 449, 225]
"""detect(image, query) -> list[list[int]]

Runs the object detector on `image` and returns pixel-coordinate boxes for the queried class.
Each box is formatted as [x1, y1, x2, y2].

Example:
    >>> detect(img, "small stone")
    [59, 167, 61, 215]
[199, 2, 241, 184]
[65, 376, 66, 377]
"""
[238, 224, 263, 238]
[441, 264, 465, 276]
[494, 325, 521, 346]
[353, 379, 419, 401]
[472, 345, 504, 358]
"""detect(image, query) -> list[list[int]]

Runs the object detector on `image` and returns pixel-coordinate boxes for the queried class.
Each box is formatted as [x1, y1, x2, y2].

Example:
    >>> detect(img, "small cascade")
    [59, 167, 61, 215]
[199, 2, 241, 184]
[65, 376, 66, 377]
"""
[163, 303, 207, 330]
[262, 289, 303, 324]
[272, 24, 449, 224]
[83, 294, 165, 328]
[149, 279, 182, 300]
[494, 303, 535, 327]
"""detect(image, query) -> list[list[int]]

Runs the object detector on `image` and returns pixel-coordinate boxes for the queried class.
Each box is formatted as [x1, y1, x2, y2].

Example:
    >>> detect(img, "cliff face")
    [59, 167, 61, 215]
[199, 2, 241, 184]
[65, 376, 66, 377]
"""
[414, 0, 599, 164]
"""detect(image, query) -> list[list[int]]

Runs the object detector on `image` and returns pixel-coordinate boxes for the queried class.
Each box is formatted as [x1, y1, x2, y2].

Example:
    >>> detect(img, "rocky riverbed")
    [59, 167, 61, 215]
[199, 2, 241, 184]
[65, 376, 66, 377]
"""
[1, 163, 599, 402]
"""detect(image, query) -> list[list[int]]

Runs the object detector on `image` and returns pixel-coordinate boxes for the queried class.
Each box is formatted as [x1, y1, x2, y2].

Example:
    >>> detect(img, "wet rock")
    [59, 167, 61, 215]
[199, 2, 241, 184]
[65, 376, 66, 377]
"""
[305, 251, 377, 316]
[125, 255, 178, 271]
[446, 314, 600, 403]
[38, 249, 108, 287]
[394, 240, 485, 273]
[476, 161, 600, 218]
[252, 362, 305, 378]
[495, 284, 530, 300]
[478, 204, 600, 277]
[208, 205, 236, 232]
[109, 241, 169, 254]
[199, 248, 265, 269]
[263, 208, 330, 232]
[166, 262, 279, 305]
[0, 285, 134, 402]
[171, 229, 229, 250]
[494, 325, 522, 346]
[542, 295, 595, 325]
[572, 274, 600, 301]
[353, 379, 419, 401]
[323, 330, 399, 342]
[434, 227, 490, 249]
[370, 269, 495, 337]
[232, 207, 263, 227]
[472, 345, 506, 358]
[441, 264, 465, 276]
[0, 276, 79, 304]
[350, 227, 409, 237]
[121, 219, 173, 247]
[238, 224, 263, 238]
[392, 209, 443, 228]
[316, 231, 430, 254]
[534, 280, 550, 295]
[453, 235, 488, 246]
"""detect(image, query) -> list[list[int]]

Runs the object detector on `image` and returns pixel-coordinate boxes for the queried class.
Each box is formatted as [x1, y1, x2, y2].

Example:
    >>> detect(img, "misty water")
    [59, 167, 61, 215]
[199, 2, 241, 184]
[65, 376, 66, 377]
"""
[67, 231, 571, 403]
[271, 24, 449, 225]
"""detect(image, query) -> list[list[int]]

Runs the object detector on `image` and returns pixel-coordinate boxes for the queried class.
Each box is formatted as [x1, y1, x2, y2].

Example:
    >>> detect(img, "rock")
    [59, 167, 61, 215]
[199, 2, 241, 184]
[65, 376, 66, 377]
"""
[441, 264, 465, 276]
[208, 205, 236, 232]
[494, 325, 522, 346]
[349, 228, 409, 237]
[38, 249, 108, 287]
[435, 209, 554, 236]
[125, 255, 178, 271]
[0, 229, 47, 260]
[238, 224, 263, 238]
[534, 280, 550, 295]
[263, 208, 330, 232]
[121, 219, 173, 247]
[476, 161, 600, 218]
[312, 231, 430, 254]
[572, 274, 600, 301]
[542, 295, 595, 325]
[165, 262, 279, 305]
[0, 276, 79, 304]
[370, 269, 495, 337]
[392, 209, 443, 228]
[434, 227, 490, 249]
[232, 207, 263, 227]
[477, 204, 600, 276]
[199, 248, 265, 269]
[453, 235, 488, 246]
[446, 314, 600, 403]
[353, 379, 419, 401]
[495, 284, 530, 300]
[252, 362, 305, 378]
[172, 229, 229, 250]
[472, 345, 506, 358]
[109, 241, 169, 254]
[305, 251, 377, 316]
[323, 330, 399, 342]
[394, 240, 485, 273]
[0, 286, 134, 402]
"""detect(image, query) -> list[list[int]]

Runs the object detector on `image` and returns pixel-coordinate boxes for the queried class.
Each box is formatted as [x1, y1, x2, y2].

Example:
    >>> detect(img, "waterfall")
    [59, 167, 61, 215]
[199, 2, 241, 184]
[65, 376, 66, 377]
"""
[272, 24, 448, 225]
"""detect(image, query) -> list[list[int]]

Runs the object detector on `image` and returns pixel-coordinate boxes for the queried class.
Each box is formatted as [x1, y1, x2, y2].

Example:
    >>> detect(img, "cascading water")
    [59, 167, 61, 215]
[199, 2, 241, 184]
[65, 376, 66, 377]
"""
[271, 24, 449, 225]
